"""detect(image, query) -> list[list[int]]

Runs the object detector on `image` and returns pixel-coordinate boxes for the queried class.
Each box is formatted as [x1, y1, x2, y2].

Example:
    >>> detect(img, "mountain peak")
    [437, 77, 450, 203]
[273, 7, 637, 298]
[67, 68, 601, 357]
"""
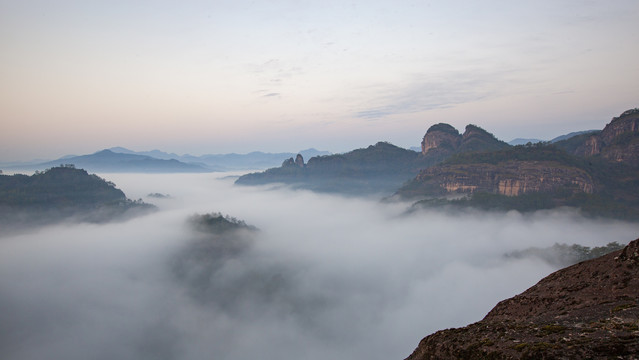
[459, 124, 509, 153]
[421, 124, 462, 155]
[421, 123, 508, 156]
[426, 123, 460, 136]
[557, 107, 639, 164]
[94, 149, 115, 155]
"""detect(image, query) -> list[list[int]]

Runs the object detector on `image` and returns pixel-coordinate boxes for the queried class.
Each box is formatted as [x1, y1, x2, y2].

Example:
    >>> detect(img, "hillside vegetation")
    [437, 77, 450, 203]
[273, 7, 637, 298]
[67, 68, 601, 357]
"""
[0, 166, 154, 227]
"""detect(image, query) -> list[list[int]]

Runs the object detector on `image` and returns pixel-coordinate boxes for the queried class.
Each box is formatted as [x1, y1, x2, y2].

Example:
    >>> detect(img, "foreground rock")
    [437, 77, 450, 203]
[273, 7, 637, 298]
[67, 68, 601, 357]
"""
[404, 238, 639, 359]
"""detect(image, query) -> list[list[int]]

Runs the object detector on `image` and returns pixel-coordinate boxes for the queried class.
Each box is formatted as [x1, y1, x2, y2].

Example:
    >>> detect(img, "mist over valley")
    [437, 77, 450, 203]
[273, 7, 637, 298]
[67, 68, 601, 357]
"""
[1, 172, 637, 360]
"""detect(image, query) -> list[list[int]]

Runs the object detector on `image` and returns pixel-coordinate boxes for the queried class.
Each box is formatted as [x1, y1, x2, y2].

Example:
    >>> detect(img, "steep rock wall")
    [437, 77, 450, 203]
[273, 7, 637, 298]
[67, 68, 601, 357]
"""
[573, 108, 639, 165]
[411, 161, 595, 197]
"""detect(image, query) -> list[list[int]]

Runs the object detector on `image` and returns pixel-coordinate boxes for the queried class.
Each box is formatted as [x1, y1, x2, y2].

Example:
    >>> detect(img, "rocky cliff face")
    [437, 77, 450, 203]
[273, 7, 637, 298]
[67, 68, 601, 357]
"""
[421, 124, 462, 155]
[402, 160, 595, 198]
[601, 109, 639, 144]
[404, 238, 639, 360]
[572, 108, 639, 166]
[421, 123, 509, 156]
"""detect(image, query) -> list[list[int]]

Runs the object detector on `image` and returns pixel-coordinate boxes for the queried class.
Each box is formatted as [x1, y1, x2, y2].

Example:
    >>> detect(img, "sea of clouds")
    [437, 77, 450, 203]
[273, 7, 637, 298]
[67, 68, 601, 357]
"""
[1, 172, 637, 360]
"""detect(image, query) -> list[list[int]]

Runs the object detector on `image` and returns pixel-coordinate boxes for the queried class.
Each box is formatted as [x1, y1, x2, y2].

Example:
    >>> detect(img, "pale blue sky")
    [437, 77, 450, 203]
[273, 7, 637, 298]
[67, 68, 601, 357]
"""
[1, 0, 638, 160]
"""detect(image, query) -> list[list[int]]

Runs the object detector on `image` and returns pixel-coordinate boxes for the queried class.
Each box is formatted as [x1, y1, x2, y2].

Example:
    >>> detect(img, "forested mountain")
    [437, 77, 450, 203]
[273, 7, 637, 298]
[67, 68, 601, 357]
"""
[235, 125, 508, 195]
[236, 108, 639, 219]
[236, 142, 436, 195]
[396, 109, 639, 220]
[0, 166, 154, 228]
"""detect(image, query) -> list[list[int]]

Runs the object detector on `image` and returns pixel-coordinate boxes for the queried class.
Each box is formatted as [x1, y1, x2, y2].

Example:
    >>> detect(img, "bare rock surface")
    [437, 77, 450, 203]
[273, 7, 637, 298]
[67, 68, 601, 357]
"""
[574, 108, 639, 166]
[404, 239, 639, 359]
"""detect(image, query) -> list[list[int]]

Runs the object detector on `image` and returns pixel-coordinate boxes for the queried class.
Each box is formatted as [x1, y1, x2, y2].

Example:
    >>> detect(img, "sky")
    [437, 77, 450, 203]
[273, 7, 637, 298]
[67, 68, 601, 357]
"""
[1, 0, 638, 161]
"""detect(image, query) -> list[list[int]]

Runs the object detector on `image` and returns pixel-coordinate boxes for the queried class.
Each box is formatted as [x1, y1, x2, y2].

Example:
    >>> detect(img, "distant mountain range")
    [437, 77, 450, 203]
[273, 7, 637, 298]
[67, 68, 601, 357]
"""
[107, 146, 330, 169]
[37, 150, 212, 173]
[507, 130, 599, 145]
[2, 147, 331, 173]
[236, 124, 510, 195]
[236, 108, 639, 220]
[236, 142, 435, 195]
[508, 137, 544, 145]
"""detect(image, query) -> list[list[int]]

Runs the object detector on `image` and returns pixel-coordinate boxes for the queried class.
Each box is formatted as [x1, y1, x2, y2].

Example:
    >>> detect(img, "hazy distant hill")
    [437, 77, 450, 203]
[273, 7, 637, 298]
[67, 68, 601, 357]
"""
[1, 148, 332, 173]
[108, 147, 331, 171]
[507, 130, 598, 146]
[37, 149, 211, 173]
[0, 166, 155, 228]
[108, 147, 183, 160]
[549, 129, 599, 143]
[508, 137, 543, 145]
[236, 142, 440, 195]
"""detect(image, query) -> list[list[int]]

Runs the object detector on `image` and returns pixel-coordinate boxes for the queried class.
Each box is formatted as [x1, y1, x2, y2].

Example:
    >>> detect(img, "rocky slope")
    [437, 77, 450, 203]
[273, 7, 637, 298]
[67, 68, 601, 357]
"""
[558, 108, 639, 166]
[404, 238, 639, 360]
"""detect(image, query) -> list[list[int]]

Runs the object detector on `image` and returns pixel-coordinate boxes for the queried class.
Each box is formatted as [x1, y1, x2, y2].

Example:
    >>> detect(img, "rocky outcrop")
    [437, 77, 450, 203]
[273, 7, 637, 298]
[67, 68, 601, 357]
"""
[281, 154, 305, 168]
[421, 124, 462, 155]
[574, 135, 603, 157]
[458, 125, 510, 153]
[601, 109, 639, 144]
[404, 238, 639, 360]
[572, 108, 639, 166]
[402, 160, 595, 197]
[421, 124, 509, 156]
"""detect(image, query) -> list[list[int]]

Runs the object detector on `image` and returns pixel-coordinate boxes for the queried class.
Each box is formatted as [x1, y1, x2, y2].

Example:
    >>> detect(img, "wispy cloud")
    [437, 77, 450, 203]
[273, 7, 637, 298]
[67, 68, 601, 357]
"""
[354, 70, 507, 120]
[246, 59, 305, 99]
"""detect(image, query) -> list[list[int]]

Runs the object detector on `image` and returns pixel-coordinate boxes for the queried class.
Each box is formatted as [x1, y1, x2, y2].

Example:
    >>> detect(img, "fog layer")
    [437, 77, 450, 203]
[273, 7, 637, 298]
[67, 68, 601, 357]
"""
[1, 173, 637, 360]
